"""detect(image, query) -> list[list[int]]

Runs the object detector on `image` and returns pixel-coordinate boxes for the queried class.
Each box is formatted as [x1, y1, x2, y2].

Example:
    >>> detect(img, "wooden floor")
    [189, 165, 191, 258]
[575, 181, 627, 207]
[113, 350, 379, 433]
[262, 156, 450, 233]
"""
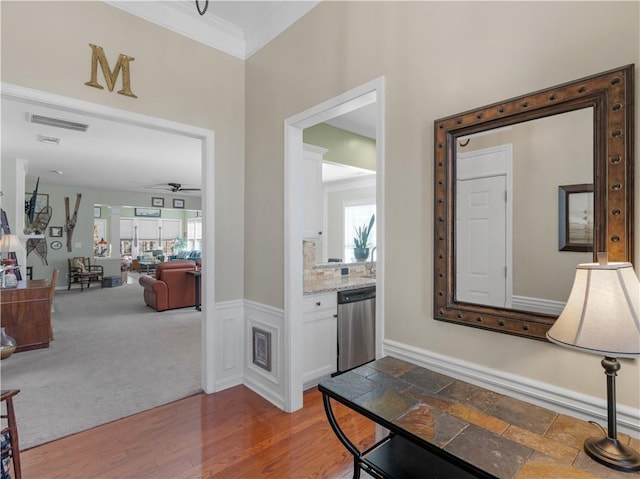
[21, 386, 377, 478]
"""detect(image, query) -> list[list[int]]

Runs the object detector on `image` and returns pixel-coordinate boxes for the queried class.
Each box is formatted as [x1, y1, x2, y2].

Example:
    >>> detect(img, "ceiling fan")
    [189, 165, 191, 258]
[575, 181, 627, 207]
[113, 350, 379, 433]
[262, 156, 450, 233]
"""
[146, 182, 201, 193]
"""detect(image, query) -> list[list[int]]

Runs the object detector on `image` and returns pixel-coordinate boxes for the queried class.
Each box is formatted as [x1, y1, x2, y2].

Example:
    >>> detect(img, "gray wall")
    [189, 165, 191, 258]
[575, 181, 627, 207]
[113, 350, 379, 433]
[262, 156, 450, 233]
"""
[1, 1, 244, 301]
[244, 2, 639, 406]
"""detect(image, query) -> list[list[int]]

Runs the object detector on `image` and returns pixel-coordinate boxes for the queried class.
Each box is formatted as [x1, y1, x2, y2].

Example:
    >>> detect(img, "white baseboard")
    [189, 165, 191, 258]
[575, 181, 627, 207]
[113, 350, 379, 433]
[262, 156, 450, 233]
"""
[383, 339, 639, 438]
[243, 377, 286, 410]
[511, 295, 565, 315]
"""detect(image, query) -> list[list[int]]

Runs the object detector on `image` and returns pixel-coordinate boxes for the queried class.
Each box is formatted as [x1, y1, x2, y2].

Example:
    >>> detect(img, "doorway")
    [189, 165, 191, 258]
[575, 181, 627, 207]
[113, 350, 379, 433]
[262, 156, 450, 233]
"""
[1, 83, 217, 393]
[284, 77, 385, 412]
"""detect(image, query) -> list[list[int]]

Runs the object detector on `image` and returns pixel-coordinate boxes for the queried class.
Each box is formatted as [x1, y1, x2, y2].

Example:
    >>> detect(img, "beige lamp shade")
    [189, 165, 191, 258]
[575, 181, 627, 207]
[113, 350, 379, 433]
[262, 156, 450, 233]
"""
[547, 257, 640, 358]
[0, 234, 25, 255]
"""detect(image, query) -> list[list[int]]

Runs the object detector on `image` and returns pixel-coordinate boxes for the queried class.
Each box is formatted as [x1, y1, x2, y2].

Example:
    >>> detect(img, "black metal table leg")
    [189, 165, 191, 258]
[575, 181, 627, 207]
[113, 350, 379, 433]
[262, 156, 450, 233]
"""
[322, 393, 362, 478]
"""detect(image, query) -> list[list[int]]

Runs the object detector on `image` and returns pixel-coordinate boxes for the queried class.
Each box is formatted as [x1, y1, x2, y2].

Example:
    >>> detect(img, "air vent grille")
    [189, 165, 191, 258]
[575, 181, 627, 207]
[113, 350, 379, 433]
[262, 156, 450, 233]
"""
[38, 135, 60, 145]
[28, 113, 89, 132]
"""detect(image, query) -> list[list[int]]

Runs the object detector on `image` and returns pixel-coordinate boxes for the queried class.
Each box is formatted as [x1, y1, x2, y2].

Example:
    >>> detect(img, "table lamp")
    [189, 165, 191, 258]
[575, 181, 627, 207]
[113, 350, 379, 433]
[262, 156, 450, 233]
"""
[546, 252, 640, 472]
[98, 238, 108, 256]
[0, 234, 26, 289]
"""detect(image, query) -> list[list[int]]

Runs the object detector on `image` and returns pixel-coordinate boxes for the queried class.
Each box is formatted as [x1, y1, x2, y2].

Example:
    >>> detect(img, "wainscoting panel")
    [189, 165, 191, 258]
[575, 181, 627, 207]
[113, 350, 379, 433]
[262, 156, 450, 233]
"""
[383, 340, 639, 437]
[213, 300, 244, 391]
[243, 300, 286, 409]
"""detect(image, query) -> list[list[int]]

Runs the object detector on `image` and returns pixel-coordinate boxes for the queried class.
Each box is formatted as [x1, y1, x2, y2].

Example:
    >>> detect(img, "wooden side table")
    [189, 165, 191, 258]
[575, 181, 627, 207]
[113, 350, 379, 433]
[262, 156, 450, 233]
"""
[186, 270, 202, 311]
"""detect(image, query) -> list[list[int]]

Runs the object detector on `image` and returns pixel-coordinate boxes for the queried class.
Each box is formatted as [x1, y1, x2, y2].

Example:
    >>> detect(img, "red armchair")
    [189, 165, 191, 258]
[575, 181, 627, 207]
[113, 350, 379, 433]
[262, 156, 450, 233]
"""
[139, 260, 197, 311]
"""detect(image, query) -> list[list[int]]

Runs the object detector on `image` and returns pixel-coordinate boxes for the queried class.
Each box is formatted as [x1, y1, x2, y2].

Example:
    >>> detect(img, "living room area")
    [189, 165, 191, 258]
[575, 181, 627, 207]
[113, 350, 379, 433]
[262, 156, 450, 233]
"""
[1, 95, 208, 451]
[1, 266, 203, 449]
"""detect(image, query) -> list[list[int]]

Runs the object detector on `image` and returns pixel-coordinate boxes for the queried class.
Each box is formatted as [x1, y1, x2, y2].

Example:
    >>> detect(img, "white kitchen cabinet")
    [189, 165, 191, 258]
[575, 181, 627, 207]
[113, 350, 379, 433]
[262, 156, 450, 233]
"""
[302, 143, 327, 240]
[302, 291, 337, 388]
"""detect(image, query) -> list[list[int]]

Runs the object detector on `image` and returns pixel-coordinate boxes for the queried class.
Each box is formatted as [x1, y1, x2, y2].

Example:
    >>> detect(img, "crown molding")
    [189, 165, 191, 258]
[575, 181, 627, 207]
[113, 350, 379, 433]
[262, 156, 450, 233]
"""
[106, 1, 245, 58]
[105, 1, 320, 60]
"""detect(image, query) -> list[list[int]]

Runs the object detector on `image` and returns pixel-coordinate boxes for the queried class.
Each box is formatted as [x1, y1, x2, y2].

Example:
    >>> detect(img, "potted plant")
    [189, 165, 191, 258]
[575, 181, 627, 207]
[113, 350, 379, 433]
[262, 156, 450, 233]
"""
[170, 237, 187, 259]
[353, 214, 375, 261]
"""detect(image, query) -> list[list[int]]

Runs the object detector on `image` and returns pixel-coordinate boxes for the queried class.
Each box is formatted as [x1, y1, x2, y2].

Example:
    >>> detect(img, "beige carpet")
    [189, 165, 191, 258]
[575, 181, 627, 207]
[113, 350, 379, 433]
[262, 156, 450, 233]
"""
[0, 274, 201, 449]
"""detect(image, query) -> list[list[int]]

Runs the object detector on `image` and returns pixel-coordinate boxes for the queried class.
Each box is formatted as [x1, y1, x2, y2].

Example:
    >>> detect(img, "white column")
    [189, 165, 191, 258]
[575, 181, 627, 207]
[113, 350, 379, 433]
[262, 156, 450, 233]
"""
[109, 206, 120, 258]
[14, 159, 28, 269]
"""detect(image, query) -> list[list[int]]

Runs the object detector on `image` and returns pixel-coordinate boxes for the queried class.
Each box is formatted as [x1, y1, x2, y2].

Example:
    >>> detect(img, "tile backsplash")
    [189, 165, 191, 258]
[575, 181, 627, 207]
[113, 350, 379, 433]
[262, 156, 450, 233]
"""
[303, 240, 371, 283]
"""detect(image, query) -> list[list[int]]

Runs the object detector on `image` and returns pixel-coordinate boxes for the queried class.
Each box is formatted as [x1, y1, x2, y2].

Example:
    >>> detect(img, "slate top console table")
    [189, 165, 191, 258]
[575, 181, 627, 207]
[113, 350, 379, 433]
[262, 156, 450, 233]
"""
[318, 356, 639, 479]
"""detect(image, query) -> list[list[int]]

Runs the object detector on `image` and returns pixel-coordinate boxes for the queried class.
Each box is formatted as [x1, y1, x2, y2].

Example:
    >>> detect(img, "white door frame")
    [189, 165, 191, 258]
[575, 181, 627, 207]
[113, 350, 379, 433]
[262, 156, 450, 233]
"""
[1, 83, 217, 393]
[284, 77, 385, 412]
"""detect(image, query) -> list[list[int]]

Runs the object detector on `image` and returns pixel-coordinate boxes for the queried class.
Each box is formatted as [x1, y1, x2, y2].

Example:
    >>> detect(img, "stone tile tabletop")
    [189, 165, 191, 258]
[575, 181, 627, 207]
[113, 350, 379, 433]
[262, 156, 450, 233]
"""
[319, 356, 639, 479]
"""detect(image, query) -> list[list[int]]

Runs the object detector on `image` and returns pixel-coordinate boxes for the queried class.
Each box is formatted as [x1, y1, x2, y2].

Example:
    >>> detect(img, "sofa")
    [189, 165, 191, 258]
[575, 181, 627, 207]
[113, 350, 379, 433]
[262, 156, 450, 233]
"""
[138, 260, 197, 311]
[169, 250, 201, 261]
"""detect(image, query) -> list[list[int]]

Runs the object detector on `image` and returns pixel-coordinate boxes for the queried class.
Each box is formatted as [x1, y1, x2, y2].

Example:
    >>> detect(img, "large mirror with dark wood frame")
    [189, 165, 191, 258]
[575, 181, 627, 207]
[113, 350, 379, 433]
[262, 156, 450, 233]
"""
[434, 65, 634, 341]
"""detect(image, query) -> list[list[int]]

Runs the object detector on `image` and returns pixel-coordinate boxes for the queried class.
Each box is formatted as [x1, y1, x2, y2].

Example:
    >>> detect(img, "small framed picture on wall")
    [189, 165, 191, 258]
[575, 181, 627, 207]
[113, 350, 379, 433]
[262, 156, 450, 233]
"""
[173, 198, 185, 209]
[49, 226, 63, 237]
[152, 197, 164, 207]
[252, 327, 272, 372]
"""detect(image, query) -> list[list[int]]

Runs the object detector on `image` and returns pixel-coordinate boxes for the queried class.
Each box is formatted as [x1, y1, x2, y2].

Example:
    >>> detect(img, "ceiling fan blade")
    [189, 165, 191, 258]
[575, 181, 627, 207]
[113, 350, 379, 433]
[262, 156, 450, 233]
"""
[179, 188, 201, 191]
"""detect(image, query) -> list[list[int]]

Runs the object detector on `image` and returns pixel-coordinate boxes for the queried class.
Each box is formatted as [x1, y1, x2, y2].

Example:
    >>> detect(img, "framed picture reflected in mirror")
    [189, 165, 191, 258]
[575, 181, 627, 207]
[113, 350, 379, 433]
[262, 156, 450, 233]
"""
[559, 183, 594, 252]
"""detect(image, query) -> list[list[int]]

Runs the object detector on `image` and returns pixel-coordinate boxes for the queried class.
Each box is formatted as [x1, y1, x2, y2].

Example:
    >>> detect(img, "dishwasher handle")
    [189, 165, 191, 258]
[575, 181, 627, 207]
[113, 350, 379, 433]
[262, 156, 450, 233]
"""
[338, 287, 376, 304]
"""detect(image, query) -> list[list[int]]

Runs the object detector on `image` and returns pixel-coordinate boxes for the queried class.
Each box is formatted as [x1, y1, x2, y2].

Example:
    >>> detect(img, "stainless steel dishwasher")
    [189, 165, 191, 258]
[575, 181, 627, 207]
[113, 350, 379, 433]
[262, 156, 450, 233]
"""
[337, 286, 376, 373]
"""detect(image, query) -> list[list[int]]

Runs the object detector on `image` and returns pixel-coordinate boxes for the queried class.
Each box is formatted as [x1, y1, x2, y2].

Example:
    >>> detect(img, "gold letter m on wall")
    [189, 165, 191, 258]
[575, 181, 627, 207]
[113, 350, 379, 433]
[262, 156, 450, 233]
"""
[84, 43, 137, 98]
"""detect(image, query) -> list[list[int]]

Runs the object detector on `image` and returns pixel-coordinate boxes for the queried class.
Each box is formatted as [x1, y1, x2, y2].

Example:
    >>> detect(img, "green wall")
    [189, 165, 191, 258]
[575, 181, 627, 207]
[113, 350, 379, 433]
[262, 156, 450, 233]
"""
[303, 123, 376, 170]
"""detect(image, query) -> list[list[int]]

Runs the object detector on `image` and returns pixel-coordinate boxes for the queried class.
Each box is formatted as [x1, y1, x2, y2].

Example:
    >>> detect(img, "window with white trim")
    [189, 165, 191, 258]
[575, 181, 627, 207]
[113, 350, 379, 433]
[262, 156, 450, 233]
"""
[344, 201, 376, 262]
[187, 218, 202, 252]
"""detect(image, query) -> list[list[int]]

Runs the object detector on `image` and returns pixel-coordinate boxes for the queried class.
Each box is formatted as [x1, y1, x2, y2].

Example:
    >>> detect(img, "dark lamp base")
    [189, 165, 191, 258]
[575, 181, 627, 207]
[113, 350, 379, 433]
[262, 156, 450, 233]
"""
[584, 436, 640, 472]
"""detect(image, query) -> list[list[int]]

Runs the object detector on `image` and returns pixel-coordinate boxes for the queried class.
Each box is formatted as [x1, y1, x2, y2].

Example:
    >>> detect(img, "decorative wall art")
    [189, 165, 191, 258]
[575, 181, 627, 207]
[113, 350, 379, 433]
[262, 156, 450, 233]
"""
[49, 226, 63, 237]
[24, 193, 48, 214]
[252, 327, 272, 372]
[23, 207, 52, 236]
[173, 198, 185, 209]
[152, 197, 164, 207]
[135, 208, 161, 218]
[27, 238, 48, 265]
[558, 184, 594, 252]
[65, 193, 82, 252]
[50, 241, 62, 250]
[24, 180, 52, 236]
[84, 43, 137, 98]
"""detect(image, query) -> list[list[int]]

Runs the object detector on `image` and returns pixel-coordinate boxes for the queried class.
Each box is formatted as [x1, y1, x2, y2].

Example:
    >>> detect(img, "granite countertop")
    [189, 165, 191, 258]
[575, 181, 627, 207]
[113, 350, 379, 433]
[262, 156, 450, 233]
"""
[319, 356, 639, 479]
[303, 276, 376, 295]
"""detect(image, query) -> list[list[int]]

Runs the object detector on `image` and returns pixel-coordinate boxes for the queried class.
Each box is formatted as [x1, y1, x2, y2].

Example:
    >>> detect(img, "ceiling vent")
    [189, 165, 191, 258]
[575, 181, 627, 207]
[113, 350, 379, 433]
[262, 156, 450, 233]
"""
[28, 113, 89, 132]
[38, 135, 60, 145]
